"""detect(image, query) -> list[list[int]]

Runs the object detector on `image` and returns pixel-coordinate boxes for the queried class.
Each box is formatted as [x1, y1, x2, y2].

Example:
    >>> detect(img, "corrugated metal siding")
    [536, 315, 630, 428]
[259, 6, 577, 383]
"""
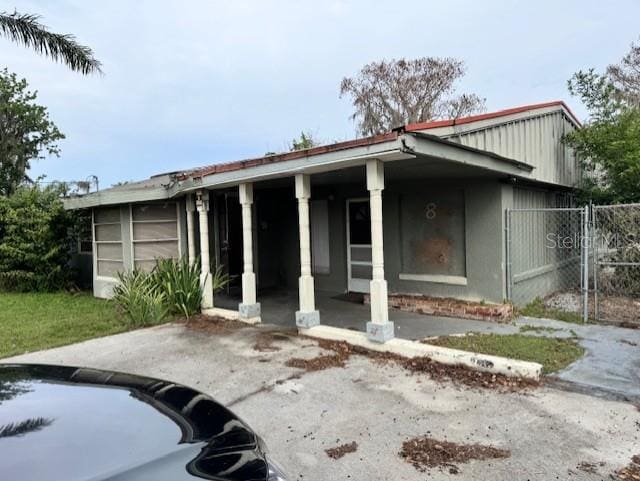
[443, 111, 579, 187]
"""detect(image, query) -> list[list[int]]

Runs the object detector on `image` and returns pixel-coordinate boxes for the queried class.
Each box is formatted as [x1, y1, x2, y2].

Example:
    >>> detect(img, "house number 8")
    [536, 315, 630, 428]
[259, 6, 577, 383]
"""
[425, 202, 437, 219]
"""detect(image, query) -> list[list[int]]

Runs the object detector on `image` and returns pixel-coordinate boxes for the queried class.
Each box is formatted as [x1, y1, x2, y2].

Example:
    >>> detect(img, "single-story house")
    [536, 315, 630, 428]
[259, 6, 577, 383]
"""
[65, 101, 581, 342]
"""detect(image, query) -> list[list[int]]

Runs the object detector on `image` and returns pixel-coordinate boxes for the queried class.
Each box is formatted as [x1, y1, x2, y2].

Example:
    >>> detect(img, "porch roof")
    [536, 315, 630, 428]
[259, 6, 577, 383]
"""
[64, 122, 538, 210]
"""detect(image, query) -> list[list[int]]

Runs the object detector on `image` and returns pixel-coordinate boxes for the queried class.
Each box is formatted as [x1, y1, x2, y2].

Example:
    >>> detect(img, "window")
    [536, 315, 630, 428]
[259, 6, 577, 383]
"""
[94, 207, 124, 278]
[131, 203, 179, 272]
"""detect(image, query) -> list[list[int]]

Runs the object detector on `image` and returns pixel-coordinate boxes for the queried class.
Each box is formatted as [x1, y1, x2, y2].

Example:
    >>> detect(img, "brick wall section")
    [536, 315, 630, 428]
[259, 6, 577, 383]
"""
[363, 293, 513, 323]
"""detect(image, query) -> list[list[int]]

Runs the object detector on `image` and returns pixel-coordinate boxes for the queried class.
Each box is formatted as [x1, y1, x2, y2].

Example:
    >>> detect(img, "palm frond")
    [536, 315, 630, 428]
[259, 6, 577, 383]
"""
[0, 10, 102, 75]
[0, 417, 53, 438]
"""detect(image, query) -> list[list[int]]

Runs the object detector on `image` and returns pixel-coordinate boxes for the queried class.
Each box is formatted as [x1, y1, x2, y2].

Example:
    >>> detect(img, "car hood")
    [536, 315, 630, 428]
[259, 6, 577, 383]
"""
[0, 364, 268, 481]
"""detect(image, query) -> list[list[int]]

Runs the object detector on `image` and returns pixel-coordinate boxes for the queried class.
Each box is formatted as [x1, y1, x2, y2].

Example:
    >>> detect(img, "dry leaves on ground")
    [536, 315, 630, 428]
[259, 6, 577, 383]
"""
[325, 441, 358, 459]
[286, 337, 540, 392]
[617, 455, 640, 480]
[399, 436, 510, 473]
[182, 315, 250, 334]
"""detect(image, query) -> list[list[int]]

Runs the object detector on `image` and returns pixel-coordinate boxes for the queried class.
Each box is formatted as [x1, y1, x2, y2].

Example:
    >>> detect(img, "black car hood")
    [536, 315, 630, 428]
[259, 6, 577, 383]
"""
[0, 364, 268, 481]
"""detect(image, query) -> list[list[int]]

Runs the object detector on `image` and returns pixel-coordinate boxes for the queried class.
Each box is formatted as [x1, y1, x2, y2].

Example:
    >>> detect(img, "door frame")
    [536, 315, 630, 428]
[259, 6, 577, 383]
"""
[346, 198, 372, 293]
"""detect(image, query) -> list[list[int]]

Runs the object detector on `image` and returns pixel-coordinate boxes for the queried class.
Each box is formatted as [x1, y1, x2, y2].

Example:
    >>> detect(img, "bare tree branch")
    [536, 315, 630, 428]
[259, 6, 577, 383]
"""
[340, 57, 485, 136]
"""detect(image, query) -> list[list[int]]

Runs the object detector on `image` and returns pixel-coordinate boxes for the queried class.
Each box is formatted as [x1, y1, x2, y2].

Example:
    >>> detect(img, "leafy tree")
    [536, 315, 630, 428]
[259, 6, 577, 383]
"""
[0, 10, 101, 75]
[340, 57, 485, 136]
[565, 42, 640, 204]
[0, 69, 64, 196]
[289, 131, 319, 151]
[0, 184, 72, 291]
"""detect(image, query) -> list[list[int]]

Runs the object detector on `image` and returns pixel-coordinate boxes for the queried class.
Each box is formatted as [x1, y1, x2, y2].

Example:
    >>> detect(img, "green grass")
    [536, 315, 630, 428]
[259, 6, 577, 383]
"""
[0, 292, 164, 359]
[519, 297, 585, 325]
[425, 333, 585, 374]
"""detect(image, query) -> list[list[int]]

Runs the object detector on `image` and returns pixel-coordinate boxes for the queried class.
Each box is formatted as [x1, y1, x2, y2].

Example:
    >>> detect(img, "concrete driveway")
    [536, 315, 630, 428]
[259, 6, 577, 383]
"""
[5, 322, 640, 481]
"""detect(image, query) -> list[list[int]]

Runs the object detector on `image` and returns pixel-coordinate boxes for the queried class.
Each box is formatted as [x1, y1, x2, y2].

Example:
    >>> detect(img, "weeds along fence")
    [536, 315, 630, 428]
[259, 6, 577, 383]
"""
[506, 203, 640, 324]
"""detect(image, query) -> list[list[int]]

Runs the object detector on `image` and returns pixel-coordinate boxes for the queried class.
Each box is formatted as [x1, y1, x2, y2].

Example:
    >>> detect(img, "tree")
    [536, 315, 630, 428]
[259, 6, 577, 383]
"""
[289, 131, 319, 151]
[607, 38, 640, 107]
[565, 44, 640, 204]
[0, 184, 72, 291]
[0, 69, 64, 196]
[0, 11, 101, 75]
[340, 57, 485, 136]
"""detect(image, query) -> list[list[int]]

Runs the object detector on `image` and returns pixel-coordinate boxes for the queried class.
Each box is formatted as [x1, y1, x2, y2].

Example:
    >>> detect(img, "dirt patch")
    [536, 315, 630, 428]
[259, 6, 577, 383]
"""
[182, 314, 250, 334]
[544, 291, 640, 326]
[616, 455, 640, 480]
[287, 338, 540, 392]
[619, 339, 639, 347]
[253, 329, 297, 352]
[325, 441, 358, 459]
[399, 436, 510, 473]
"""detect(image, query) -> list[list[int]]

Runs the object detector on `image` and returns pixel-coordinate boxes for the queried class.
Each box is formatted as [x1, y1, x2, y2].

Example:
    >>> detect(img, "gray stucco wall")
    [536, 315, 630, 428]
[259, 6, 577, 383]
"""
[311, 178, 508, 304]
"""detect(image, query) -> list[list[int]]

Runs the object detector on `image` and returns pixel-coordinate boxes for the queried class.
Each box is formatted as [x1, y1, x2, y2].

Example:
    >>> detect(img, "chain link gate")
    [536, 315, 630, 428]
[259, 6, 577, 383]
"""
[506, 207, 588, 320]
[592, 203, 640, 324]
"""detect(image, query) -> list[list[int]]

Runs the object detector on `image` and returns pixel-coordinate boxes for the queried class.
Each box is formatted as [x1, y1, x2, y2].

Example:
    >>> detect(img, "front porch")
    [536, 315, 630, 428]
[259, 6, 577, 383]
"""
[211, 289, 516, 340]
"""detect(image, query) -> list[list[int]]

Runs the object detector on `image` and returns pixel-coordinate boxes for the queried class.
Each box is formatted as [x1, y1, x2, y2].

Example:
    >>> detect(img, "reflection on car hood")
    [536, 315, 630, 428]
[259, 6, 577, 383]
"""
[0, 364, 268, 481]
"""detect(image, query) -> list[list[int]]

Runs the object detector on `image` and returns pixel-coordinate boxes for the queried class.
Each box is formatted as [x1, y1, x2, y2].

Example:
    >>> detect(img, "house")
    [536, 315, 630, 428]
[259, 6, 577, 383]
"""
[65, 101, 581, 342]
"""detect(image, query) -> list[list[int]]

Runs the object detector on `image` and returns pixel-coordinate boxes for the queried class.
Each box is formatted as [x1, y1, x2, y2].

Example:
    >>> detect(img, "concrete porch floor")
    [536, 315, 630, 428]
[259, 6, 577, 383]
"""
[213, 289, 518, 340]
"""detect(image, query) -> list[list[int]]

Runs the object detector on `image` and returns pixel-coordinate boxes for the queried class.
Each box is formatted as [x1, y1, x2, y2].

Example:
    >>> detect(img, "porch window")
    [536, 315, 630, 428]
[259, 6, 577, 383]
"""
[94, 207, 124, 278]
[399, 189, 467, 280]
[131, 202, 179, 272]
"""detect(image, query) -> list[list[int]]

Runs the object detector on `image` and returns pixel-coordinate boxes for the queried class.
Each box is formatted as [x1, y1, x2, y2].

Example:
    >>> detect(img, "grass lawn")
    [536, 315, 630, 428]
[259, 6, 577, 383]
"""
[0, 292, 154, 359]
[519, 297, 585, 324]
[425, 333, 585, 374]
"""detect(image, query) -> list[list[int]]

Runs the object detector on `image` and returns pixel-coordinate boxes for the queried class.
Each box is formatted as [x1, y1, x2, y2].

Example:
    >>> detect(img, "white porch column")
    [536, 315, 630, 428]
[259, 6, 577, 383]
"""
[196, 190, 213, 309]
[185, 194, 197, 266]
[238, 183, 261, 321]
[366, 159, 393, 342]
[295, 174, 320, 328]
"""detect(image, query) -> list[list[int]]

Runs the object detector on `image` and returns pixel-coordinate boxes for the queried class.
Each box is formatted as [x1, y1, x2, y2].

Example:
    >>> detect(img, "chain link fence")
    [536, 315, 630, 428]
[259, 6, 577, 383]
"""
[506, 208, 587, 318]
[592, 203, 640, 324]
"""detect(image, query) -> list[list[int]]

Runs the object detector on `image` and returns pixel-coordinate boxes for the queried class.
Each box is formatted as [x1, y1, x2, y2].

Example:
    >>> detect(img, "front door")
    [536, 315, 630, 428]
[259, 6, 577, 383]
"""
[346, 199, 372, 293]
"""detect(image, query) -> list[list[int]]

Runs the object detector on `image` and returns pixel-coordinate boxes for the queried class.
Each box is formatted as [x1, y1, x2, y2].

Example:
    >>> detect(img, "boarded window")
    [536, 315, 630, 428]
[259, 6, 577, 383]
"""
[311, 200, 330, 274]
[400, 190, 466, 277]
[132, 202, 179, 272]
[94, 207, 124, 278]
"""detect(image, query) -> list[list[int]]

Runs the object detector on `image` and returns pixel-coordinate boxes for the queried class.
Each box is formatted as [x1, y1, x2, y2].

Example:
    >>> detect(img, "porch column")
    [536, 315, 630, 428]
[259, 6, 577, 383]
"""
[366, 159, 393, 342]
[295, 174, 320, 328]
[238, 183, 261, 321]
[185, 194, 197, 266]
[196, 190, 213, 309]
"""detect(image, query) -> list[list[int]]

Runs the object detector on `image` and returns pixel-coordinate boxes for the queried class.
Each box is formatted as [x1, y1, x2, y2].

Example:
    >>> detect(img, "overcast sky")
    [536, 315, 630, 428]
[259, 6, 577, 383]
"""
[3, 0, 639, 187]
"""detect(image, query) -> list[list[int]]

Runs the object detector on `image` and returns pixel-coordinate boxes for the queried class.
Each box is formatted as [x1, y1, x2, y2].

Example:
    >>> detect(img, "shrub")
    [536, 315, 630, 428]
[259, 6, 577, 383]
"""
[210, 263, 231, 294]
[153, 257, 202, 319]
[0, 184, 72, 291]
[112, 269, 168, 327]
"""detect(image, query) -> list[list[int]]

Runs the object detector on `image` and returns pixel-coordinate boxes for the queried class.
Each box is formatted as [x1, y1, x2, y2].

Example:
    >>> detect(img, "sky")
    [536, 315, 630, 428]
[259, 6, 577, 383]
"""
[2, 0, 639, 187]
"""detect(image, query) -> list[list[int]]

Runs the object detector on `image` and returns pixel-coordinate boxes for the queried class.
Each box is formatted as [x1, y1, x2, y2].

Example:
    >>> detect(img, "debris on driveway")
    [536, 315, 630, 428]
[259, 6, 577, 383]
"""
[399, 436, 510, 473]
[253, 330, 296, 352]
[182, 315, 249, 334]
[616, 455, 640, 480]
[286, 337, 541, 392]
[575, 460, 605, 474]
[325, 441, 358, 459]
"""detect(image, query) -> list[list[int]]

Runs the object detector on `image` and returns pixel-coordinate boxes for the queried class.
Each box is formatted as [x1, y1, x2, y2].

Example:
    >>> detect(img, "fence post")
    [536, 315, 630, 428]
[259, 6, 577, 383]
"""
[505, 209, 512, 302]
[582, 205, 589, 323]
[592, 205, 599, 321]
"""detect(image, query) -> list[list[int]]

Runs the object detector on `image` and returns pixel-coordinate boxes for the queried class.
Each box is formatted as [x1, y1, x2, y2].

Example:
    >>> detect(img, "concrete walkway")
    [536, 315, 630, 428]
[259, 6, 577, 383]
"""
[514, 316, 640, 402]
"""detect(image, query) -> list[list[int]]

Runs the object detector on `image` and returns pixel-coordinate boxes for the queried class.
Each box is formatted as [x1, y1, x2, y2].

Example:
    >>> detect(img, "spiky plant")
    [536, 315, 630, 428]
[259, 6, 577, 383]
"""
[0, 10, 101, 74]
